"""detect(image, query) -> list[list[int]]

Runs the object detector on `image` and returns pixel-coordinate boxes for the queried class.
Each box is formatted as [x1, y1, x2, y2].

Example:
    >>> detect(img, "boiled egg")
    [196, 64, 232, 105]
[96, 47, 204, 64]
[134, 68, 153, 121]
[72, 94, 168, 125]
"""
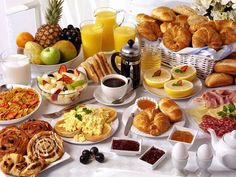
[172, 142, 189, 160]
[197, 144, 213, 160]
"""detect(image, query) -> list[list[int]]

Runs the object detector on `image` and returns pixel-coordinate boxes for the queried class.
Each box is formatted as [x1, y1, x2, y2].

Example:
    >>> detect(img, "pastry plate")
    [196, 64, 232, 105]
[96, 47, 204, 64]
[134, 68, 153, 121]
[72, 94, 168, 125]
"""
[1, 152, 70, 177]
[93, 87, 136, 106]
[51, 104, 120, 145]
[0, 84, 42, 125]
[122, 104, 186, 138]
[143, 78, 202, 100]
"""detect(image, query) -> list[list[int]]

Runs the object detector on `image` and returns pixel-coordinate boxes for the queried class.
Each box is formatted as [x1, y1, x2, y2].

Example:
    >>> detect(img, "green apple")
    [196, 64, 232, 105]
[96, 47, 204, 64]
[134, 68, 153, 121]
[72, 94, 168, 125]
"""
[40, 47, 60, 65]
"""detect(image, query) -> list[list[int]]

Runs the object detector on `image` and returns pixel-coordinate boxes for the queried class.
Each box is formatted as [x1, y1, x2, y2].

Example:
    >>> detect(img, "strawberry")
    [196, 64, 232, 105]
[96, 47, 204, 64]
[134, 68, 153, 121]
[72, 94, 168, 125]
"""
[6, 112, 17, 119]
[180, 65, 188, 72]
[74, 69, 80, 76]
[62, 74, 73, 84]
[58, 64, 67, 74]
[51, 89, 61, 101]
[42, 80, 48, 85]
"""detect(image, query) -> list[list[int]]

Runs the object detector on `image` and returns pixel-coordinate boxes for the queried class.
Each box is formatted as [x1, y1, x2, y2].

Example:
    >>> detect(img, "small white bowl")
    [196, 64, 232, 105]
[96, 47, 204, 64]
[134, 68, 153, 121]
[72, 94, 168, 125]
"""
[139, 145, 167, 169]
[110, 137, 142, 156]
[135, 96, 158, 112]
[167, 125, 198, 149]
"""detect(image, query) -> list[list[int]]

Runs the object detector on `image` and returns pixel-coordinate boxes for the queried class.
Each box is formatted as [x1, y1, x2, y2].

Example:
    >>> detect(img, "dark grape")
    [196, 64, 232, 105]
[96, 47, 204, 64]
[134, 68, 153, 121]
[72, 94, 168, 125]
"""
[66, 69, 74, 73]
[63, 87, 68, 91]
[60, 33, 66, 39]
[68, 36, 73, 42]
[72, 32, 77, 38]
[67, 24, 74, 30]
[62, 28, 67, 33]
[48, 74, 54, 77]
[90, 147, 99, 155]
[65, 31, 71, 36]
[95, 153, 104, 163]
[80, 155, 90, 164]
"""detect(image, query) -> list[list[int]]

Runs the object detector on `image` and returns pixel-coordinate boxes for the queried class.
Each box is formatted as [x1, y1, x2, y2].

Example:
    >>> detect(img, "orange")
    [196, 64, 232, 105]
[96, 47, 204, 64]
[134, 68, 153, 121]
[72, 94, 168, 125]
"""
[16, 32, 34, 48]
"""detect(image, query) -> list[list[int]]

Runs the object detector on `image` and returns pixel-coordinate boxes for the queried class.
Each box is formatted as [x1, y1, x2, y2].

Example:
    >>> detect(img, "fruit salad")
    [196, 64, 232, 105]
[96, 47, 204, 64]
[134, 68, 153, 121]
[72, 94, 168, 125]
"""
[37, 65, 87, 105]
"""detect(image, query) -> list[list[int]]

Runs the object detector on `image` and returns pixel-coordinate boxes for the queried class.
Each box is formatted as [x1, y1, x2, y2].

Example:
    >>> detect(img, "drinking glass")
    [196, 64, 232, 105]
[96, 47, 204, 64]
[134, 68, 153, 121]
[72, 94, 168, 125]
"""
[80, 20, 103, 59]
[94, 7, 125, 52]
[0, 49, 31, 85]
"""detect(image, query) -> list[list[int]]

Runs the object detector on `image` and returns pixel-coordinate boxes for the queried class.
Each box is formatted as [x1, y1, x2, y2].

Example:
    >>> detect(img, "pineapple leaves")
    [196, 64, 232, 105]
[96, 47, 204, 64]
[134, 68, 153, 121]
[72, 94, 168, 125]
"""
[46, 0, 64, 25]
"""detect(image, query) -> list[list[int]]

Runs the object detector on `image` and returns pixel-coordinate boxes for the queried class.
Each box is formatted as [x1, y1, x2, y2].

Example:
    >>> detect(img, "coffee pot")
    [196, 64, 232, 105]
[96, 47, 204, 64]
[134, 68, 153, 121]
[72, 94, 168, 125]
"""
[111, 39, 141, 88]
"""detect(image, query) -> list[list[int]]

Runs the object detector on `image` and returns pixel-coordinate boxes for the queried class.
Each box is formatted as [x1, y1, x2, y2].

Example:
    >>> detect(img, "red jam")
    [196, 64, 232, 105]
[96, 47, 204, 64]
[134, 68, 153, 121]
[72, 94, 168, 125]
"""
[140, 147, 165, 165]
[112, 139, 140, 151]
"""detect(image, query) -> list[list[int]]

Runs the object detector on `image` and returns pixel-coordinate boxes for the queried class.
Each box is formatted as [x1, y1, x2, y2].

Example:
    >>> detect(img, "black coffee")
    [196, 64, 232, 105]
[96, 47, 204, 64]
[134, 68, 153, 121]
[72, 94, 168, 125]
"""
[103, 78, 125, 88]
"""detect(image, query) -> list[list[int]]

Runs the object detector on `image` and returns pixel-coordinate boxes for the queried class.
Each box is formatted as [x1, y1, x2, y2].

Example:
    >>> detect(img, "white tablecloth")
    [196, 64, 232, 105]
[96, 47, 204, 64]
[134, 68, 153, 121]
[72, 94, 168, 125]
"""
[1, 81, 235, 177]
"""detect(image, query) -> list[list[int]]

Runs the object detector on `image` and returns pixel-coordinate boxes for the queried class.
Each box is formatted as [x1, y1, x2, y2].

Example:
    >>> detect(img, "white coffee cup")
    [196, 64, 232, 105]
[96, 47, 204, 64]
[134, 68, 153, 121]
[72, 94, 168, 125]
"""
[101, 74, 132, 101]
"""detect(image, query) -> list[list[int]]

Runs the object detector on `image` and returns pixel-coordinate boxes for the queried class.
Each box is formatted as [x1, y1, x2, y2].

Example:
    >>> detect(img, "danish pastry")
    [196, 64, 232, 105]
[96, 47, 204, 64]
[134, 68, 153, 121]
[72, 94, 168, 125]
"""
[27, 131, 64, 165]
[152, 6, 176, 22]
[137, 21, 162, 41]
[172, 5, 198, 16]
[192, 26, 222, 50]
[0, 126, 29, 158]
[163, 25, 192, 52]
[136, 13, 157, 23]
[19, 119, 52, 138]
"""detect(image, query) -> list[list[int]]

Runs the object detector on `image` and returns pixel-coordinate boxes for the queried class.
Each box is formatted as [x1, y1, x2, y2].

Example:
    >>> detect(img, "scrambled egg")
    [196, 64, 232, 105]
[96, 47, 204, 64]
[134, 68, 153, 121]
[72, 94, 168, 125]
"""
[59, 106, 110, 142]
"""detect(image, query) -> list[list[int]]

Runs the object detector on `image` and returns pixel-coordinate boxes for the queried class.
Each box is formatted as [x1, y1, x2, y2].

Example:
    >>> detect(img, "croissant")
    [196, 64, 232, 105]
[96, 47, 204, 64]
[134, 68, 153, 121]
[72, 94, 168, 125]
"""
[220, 27, 236, 45]
[163, 25, 192, 52]
[192, 26, 222, 50]
[187, 15, 208, 33]
[136, 13, 157, 24]
[137, 21, 162, 41]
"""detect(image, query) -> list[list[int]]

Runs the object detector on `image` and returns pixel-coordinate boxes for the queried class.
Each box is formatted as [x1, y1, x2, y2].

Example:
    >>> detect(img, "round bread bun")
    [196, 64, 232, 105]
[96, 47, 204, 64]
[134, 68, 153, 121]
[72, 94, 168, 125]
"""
[84, 123, 112, 142]
[172, 5, 197, 16]
[54, 119, 81, 138]
[163, 25, 192, 52]
[101, 107, 117, 123]
[187, 15, 208, 33]
[136, 13, 157, 23]
[152, 6, 176, 22]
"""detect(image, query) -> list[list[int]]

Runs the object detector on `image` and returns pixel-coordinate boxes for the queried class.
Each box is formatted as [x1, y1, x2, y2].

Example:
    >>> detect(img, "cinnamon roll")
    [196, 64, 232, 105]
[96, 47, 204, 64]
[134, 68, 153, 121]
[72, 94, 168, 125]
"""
[0, 126, 29, 158]
[19, 119, 52, 138]
[27, 131, 64, 164]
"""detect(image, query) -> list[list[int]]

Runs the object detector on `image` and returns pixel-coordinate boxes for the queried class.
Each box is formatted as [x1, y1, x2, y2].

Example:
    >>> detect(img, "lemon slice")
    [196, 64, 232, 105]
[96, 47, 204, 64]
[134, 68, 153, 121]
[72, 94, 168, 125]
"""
[164, 80, 194, 98]
[171, 65, 197, 82]
[144, 68, 172, 88]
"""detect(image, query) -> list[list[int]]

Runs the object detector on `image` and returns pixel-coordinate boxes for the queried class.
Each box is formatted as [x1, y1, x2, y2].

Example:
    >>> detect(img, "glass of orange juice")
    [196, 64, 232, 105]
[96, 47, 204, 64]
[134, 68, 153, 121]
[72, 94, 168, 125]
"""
[94, 7, 125, 52]
[114, 22, 136, 64]
[80, 20, 103, 60]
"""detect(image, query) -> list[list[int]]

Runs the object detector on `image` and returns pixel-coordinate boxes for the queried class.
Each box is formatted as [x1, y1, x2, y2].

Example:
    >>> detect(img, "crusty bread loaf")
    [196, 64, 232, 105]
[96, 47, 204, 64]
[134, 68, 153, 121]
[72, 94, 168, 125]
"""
[136, 13, 157, 23]
[152, 6, 176, 22]
[158, 98, 182, 122]
[205, 73, 234, 87]
[214, 59, 236, 75]
[172, 5, 197, 16]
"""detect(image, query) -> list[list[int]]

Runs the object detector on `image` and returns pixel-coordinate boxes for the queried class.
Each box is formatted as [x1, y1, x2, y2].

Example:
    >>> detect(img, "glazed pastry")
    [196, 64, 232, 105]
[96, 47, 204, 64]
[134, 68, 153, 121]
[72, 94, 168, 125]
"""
[0, 126, 29, 158]
[205, 73, 234, 87]
[159, 98, 182, 122]
[152, 6, 176, 22]
[137, 21, 162, 41]
[27, 131, 64, 165]
[133, 108, 171, 136]
[19, 119, 52, 138]
[0, 153, 45, 177]
[136, 13, 157, 23]
[163, 25, 192, 52]
[172, 5, 197, 16]
[220, 27, 236, 45]
[192, 26, 222, 50]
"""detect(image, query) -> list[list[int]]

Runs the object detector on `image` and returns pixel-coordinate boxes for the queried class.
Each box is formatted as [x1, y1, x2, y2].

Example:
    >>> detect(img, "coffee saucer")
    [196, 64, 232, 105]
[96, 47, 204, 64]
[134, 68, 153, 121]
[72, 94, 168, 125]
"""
[93, 87, 136, 106]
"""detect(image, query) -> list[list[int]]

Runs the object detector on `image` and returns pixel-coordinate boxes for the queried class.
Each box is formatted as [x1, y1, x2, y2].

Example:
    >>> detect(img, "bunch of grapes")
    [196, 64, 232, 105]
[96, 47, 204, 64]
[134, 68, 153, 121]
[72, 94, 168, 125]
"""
[60, 25, 82, 53]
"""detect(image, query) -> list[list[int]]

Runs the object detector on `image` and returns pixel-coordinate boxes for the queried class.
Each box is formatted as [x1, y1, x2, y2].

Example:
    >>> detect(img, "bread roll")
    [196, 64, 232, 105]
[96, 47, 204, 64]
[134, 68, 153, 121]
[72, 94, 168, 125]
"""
[136, 13, 157, 23]
[158, 98, 182, 122]
[214, 59, 236, 75]
[137, 21, 162, 41]
[152, 6, 176, 22]
[205, 73, 234, 87]
[172, 5, 197, 16]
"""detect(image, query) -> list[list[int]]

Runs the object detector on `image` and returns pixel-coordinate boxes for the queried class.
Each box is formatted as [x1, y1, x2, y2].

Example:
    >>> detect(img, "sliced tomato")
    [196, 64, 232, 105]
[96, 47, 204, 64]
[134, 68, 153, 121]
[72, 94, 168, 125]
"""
[29, 99, 39, 106]
[6, 112, 17, 119]
[0, 103, 9, 108]
[74, 68, 80, 76]
[58, 64, 67, 74]
[42, 80, 48, 85]
[180, 65, 188, 72]
[51, 89, 61, 101]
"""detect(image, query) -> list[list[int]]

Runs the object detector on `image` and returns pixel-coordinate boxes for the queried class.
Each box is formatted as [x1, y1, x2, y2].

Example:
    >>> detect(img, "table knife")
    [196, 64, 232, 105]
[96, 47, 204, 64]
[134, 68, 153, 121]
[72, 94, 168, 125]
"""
[124, 105, 137, 136]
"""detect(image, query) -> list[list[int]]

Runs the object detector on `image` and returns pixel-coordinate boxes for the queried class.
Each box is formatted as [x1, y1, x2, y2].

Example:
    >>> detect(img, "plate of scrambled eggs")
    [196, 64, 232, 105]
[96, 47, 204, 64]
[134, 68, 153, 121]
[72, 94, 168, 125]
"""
[52, 104, 119, 144]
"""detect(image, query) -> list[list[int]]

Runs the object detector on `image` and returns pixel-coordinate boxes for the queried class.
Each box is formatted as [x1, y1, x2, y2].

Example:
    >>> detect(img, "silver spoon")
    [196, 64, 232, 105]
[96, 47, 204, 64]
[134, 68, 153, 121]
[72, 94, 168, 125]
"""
[0, 84, 13, 92]
[112, 89, 135, 104]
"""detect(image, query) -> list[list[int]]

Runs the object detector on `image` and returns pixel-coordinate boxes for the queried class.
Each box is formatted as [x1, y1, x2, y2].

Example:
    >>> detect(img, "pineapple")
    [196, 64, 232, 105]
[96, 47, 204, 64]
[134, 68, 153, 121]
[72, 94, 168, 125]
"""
[35, 0, 63, 48]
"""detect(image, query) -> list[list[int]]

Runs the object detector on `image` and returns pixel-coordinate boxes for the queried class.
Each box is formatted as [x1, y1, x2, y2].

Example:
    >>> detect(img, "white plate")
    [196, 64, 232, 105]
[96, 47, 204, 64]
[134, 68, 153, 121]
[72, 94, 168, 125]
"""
[93, 87, 136, 107]
[51, 104, 119, 145]
[0, 84, 42, 125]
[122, 104, 186, 138]
[1, 152, 70, 177]
[143, 78, 202, 100]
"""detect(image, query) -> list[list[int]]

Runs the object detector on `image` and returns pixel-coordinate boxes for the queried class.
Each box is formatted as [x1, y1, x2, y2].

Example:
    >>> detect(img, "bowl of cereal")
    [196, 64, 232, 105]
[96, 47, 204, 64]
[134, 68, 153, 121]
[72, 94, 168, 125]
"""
[37, 64, 87, 105]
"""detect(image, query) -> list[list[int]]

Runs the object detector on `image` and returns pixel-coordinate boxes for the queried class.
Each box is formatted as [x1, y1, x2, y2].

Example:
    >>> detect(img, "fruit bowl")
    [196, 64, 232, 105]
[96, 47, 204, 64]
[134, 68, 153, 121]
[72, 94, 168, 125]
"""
[37, 65, 87, 105]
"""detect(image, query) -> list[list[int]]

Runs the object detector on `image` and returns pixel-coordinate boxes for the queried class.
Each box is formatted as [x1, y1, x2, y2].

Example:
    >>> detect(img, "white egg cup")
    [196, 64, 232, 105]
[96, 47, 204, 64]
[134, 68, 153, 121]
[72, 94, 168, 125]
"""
[196, 154, 213, 177]
[172, 156, 188, 177]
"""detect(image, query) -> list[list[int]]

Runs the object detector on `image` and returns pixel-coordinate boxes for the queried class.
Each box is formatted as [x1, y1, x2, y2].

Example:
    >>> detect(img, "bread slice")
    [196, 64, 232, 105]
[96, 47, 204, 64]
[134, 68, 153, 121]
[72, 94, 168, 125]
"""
[87, 57, 104, 81]
[98, 52, 113, 74]
[81, 60, 99, 83]
[94, 54, 108, 75]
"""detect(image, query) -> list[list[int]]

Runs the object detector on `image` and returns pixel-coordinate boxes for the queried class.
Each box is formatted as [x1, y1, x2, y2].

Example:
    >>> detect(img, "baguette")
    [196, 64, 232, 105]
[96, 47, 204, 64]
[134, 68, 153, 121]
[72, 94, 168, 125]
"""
[205, 73, 234, 87]
[214, 59, 236, 75]
[158, 98, 182, 122]
[81, 61, 99, 83]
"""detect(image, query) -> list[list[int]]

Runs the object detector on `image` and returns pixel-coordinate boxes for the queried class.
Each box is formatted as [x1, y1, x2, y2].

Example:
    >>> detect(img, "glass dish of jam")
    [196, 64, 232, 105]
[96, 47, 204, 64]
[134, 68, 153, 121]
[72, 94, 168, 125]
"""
[110, 137, 142, 156]
[139, 146, 167, 169]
